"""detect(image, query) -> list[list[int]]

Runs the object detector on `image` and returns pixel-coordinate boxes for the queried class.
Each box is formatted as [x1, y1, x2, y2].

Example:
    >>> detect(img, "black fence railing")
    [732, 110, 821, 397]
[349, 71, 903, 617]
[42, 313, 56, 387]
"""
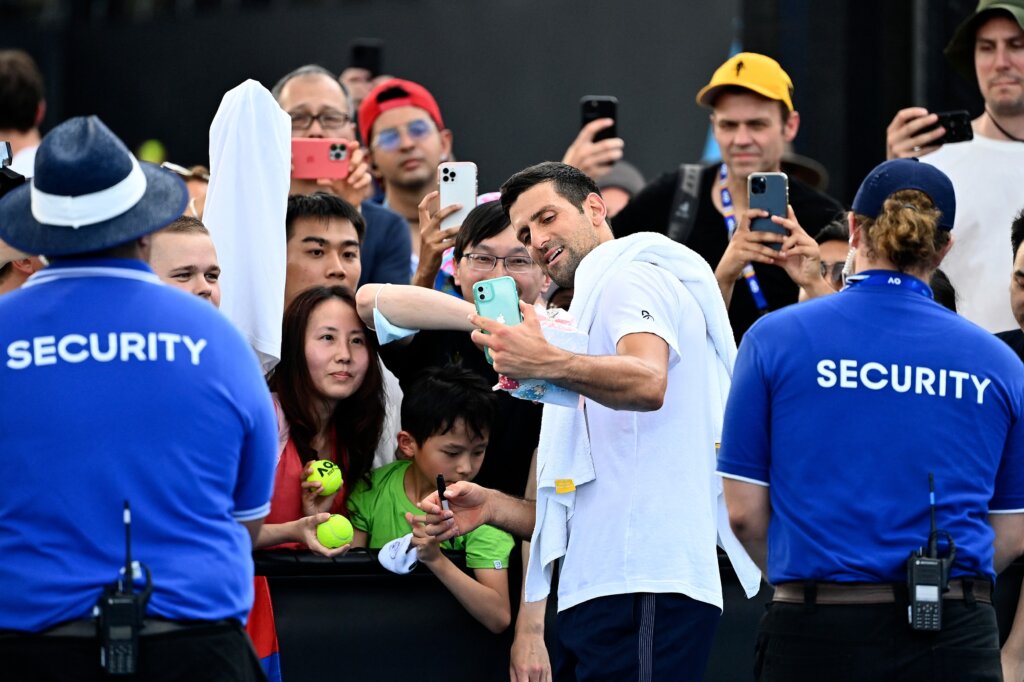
[256, 550, 1024, 680]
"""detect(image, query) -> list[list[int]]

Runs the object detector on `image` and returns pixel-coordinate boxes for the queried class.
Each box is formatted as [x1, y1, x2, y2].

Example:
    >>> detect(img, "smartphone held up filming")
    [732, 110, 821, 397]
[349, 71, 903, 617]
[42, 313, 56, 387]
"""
[748, 172, 789, 251]
[291, 138, 350, 180]
[473, 276, 522, 364]
[580, 95, 618, 142]
[921, 110, 973, 146]
[350, 39, 384, 77]
[438, 161, 478, 230]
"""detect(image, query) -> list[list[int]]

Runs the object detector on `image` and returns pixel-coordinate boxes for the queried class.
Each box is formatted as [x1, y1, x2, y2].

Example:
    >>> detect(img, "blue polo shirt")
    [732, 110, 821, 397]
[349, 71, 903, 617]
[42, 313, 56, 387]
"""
[718, 271, 1024, 584]
[357, 200, 412, 287]
[0, 259, 277, 632]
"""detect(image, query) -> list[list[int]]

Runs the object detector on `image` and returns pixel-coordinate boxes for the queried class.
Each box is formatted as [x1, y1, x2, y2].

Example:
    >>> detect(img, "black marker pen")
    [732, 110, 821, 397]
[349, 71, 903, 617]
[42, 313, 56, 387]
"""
[436, 474, 450, 511]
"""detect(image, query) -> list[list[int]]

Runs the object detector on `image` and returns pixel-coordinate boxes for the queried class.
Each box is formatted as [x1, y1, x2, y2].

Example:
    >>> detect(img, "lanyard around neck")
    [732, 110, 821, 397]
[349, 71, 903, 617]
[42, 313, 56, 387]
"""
[719, 164, 769, 311]
[986, 108, 1024, 143]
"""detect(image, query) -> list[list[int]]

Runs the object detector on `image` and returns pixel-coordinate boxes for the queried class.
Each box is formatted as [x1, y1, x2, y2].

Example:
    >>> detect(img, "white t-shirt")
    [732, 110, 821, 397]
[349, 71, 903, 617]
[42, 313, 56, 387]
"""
[923, 135, 1024, 332]
[10, 145, 36, 178]
[557, 261, 724, 612]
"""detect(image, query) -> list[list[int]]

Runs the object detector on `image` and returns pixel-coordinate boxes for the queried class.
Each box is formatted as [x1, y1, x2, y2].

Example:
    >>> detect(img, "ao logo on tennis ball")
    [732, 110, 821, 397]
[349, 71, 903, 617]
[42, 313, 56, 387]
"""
[306, 459, 343, 496]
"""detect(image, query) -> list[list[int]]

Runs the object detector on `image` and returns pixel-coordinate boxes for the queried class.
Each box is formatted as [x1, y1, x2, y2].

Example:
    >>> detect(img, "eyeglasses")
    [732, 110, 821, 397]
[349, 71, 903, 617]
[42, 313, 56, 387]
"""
[462, 253, 537, 273]
[289, 110, 352, 131]
[372, 118, 435, 151]
[820, 261, 846, 285]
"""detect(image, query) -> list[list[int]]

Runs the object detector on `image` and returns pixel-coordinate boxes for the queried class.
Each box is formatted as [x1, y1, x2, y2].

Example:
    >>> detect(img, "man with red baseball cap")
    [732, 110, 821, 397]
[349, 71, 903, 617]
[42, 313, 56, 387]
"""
[359, 78, 458, 289]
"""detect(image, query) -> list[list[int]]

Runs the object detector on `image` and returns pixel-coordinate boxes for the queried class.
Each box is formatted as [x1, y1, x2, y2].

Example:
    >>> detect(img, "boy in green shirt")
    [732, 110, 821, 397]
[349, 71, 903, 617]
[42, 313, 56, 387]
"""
[348, 366, 513, 633]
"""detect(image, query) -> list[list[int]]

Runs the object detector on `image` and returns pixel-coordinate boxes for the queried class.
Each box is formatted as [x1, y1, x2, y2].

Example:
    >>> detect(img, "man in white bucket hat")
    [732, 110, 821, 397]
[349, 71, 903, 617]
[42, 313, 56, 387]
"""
[0, 116, 277, 681]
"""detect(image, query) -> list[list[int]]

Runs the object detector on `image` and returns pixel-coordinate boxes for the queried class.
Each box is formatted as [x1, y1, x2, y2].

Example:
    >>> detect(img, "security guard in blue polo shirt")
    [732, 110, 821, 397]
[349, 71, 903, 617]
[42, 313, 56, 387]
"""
[0, 117, 277, 681]
[718, 159, 1024, 681]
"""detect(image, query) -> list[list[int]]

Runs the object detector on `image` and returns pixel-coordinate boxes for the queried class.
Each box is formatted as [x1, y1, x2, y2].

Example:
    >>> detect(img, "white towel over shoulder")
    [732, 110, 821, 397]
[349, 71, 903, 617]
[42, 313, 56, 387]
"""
[525, 232, 761, 603]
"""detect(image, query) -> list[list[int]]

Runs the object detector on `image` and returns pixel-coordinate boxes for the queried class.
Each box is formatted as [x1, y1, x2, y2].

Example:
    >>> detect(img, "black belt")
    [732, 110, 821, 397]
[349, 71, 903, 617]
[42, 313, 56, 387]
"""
[773, 579, 992, 605]
[4, 618, 236, 639]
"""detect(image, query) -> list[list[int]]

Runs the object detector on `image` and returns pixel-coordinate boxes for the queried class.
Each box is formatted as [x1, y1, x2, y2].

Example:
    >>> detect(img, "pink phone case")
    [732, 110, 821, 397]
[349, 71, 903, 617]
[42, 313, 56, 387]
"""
[292, 138, 351, 180]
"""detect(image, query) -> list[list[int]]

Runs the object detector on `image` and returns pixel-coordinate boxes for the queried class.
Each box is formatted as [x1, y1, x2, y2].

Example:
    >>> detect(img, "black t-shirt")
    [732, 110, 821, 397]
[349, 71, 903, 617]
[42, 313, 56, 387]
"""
[997, 328, 1024, 363]
[613, 165, 845, 340]
[379, 329, 541, 496]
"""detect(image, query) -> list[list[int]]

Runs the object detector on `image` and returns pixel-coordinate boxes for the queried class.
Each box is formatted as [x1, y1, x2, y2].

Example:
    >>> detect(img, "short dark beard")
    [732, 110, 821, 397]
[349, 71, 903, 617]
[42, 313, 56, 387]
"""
[546, 249, 583, 289]
[989, 97, 1024, 119]
[547, 268, 574, 289]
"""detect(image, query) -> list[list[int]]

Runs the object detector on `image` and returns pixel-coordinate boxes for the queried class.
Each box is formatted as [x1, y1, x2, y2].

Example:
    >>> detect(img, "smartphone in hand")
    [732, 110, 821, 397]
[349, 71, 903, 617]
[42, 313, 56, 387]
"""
[580, 95, 618, 144]
[748, 172, 789, 251]
[921, 110, 973, 145]
[292, 138, 350, 180]
[350, 39, 383, 77]
[473, 275, 522, 364]
[438, 161, 477, 230]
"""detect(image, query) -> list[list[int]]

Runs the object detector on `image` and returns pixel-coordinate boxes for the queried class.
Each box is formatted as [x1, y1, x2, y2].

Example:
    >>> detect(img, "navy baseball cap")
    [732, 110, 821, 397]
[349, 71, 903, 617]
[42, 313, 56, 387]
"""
[851, 158, 956, 230]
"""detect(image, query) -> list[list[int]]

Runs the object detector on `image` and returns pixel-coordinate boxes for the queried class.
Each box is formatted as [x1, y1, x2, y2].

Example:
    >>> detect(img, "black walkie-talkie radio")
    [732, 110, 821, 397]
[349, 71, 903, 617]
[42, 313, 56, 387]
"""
[907, 474, 955, 632]
[97, 501, 152, 675]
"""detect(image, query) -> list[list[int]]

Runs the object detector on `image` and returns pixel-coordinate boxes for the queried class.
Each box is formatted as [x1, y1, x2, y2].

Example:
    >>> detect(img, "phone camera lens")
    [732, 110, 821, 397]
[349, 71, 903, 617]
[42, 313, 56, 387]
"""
[450, 171, 456, 179]
[751, 177, 767, 194]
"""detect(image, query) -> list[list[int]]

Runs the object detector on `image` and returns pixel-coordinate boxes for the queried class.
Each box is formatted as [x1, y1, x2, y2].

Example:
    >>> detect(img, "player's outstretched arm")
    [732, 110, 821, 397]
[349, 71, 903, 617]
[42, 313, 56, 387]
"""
[414, 481, 536, 541]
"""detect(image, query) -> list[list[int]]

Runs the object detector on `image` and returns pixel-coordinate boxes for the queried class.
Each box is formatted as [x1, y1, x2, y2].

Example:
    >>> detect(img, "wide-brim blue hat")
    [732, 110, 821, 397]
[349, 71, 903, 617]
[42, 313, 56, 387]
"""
[851, 158, 957, 230]
[0, 116, 188, 256]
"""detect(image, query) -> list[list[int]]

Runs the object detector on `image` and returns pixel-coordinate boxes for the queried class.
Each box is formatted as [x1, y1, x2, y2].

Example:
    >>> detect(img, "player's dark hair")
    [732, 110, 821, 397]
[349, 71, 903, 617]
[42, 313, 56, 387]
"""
[500, 161, 601, 218]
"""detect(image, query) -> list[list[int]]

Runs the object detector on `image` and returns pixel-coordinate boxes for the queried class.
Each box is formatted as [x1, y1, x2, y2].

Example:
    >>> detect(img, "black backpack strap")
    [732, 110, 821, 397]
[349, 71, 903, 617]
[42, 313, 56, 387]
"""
[666, 163, 704, 245]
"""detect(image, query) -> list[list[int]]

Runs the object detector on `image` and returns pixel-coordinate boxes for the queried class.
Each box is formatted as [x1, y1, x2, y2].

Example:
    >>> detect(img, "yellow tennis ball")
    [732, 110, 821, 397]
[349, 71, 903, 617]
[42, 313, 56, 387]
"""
[316, 514, 353, 549]
[307, 459, 343, 496]
[137, 139, 166, 164]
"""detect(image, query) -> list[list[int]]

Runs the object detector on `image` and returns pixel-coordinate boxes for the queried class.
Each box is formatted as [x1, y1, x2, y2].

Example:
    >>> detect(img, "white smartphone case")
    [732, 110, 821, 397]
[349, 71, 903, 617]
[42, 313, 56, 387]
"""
[438, 161, 478, 230]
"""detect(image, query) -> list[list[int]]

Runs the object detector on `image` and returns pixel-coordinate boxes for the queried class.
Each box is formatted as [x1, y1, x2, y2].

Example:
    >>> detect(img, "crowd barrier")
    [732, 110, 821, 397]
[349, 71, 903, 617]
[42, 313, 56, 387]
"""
[256, 551, 1024, 680]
